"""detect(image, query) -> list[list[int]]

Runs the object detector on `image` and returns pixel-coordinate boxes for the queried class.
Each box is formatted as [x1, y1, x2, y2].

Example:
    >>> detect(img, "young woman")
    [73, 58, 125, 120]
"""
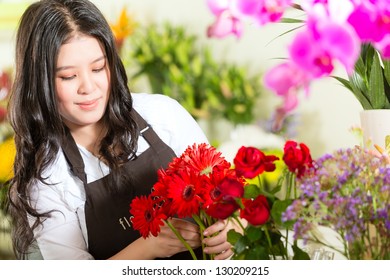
[7, 0, 235, 260]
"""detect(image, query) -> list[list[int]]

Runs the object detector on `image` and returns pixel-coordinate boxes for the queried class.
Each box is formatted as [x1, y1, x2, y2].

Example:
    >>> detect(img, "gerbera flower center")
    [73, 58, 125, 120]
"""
[211, 187, 221, 200]
[144, 209, 153, 222]
[200, 166, 212, 175]
[182, 184, 195, 201]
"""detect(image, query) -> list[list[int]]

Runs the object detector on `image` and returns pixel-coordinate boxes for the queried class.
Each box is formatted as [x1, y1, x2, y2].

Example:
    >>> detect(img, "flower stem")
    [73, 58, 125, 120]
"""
[192, 213, 208, 260]
[165, 219, 197, 260]
[263, 226, 276, 259]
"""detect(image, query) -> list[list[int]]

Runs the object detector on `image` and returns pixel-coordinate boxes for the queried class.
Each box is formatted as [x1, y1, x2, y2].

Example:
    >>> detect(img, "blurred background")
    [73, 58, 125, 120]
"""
[0, 0, 363, 259]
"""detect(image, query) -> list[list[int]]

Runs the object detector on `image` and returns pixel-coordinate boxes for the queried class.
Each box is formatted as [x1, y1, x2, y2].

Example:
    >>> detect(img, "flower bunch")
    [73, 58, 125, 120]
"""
[206, 0, 390, 127]
[227, 140, 313, 259]
[129, 140, 315, 260]
[283, 146, 390, 259]
[129, 143, 245, 259]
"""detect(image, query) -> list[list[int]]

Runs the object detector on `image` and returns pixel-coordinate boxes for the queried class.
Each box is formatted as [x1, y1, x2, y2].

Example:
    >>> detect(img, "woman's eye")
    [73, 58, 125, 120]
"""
[92, 66, 105, 73]
[60, 75, 75, 81]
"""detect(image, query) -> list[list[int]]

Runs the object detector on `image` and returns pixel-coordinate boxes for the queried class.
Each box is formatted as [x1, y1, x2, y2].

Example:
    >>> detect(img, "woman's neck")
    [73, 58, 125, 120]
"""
[70, 122, 107, 156]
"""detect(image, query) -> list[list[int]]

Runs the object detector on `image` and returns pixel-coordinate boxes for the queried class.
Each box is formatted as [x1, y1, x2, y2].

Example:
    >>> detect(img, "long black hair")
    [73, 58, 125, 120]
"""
[7, 0, 138, 258]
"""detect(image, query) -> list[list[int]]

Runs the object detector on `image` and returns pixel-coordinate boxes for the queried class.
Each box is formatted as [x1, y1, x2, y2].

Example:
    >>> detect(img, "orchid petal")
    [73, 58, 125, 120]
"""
[316, 20, 361, 74]
[206, 0, 231, 15]
[375, 34, 390, 59]
[207, 11, 243, 38]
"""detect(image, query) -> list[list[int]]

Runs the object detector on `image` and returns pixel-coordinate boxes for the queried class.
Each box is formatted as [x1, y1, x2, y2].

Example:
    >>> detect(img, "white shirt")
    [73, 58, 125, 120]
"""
[28, 93, 208, 259]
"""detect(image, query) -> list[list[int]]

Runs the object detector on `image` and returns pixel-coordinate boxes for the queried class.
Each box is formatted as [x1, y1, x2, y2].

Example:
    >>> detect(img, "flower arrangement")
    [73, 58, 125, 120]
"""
[282, 146, 390, 260]
[205, 0, 390, 127]
[129, 143, 243, 260]
[227, 140, 313, 259]
[129, 140, 314, 260]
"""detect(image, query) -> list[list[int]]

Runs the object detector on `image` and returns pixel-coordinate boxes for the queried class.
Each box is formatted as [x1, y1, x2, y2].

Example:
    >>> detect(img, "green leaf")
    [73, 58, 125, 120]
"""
[383, 59, 390, 85]
[292, 243, 311, 260]
[271, 199, 293, 226]
[385, 135, 390, 155]
[279, 18, 305, 24]
[227, 229, 243, 245]
[246, 226, 263, 242]
[233, 236, 250, 255]
[243, 184, 262, 199]
[246, 246, 270, 260]
[369, 50, 385, 109]
[348, 72, 373, 109]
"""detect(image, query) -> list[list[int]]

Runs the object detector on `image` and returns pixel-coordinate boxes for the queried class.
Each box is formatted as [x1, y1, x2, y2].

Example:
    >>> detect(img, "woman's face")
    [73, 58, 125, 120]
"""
[55, 35, 110, 131]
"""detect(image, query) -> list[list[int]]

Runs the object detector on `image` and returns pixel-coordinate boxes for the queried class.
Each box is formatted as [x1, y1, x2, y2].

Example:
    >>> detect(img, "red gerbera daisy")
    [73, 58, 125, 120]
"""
[180, 143, 231, 175]
[129, 195, 166, 238]
[166, 169, 203, 218]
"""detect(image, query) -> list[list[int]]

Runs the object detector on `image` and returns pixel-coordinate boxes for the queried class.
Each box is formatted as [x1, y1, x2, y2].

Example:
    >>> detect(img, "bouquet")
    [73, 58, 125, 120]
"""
[283, 146, 390, 260]
[129, 143, 244, 259]
[129, 140, 314, 260]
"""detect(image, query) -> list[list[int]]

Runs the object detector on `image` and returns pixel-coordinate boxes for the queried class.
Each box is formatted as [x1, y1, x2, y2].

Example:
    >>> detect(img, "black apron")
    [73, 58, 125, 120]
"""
[61, 110, 202, 260]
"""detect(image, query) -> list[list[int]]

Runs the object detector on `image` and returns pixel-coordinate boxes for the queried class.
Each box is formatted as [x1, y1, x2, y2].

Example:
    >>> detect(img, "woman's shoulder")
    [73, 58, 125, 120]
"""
[131, 93, 182, 112]
[130, 92, 208, 156]
[131, 92, 191, 128]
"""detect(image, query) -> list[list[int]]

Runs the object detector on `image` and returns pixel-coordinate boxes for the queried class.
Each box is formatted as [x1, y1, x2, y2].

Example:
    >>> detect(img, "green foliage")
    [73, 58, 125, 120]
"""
[334, 44, 390, 110]
[227, 169, 310, 260]
[126, 22, 263, 125]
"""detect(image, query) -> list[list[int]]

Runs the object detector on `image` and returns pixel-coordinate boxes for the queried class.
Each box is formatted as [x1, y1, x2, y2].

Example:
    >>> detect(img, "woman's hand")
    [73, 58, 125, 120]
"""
[146, 218, 201, 259]
[203, 219, 244, 260]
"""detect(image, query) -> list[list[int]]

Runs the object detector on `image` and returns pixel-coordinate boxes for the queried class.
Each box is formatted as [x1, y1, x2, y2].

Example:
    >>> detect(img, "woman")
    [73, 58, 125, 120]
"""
[7, 0, 234, 260]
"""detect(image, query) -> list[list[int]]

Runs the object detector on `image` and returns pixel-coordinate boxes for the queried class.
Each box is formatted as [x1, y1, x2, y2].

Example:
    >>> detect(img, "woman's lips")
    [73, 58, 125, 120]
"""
[77, 98, 100, 110]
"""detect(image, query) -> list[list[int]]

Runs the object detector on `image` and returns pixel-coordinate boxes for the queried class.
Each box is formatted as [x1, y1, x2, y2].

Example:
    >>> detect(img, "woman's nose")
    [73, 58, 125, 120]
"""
[78, 72, 96, 95]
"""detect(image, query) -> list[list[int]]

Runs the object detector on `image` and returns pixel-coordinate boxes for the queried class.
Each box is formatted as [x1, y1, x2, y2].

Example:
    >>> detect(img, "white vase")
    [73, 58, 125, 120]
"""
[360, 109, 390, 150]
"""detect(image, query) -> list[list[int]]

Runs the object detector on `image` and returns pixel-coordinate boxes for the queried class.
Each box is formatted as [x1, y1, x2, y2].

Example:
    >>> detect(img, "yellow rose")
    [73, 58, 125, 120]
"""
[0, 137, 16, 182]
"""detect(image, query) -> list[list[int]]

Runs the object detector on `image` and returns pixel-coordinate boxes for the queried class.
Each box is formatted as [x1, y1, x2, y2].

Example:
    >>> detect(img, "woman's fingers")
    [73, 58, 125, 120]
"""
[203, 219, 227, 236]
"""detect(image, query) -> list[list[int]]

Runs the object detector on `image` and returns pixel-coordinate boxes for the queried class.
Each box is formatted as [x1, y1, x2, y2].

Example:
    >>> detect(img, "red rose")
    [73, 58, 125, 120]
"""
[204, 175, 244, 219]
[283, 140, 313, 178]
[239, 195, 270, 226]
[233, 146, 279, 179]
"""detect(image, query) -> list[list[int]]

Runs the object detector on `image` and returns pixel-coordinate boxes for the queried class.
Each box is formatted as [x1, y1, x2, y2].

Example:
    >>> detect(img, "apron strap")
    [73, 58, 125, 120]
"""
[61, 109, 158, 184]
[62, 127, 88, 185]
[131, 110, 168, 151]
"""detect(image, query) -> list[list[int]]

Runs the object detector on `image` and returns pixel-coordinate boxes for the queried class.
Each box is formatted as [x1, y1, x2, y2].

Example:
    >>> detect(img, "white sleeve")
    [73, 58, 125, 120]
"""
[132, 93, 209, 156]
[29, 154, 93, 260]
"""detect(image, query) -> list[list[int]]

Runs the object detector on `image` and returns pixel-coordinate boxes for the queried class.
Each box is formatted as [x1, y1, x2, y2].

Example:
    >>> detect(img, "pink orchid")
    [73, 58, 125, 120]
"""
[347, 0, 390, 44]
[207, 10, 244, 38]
[234, 0, 292, 25]
[205, 0, 390, 124]
[206, 0, 244, 38]
[264, 61, 310, 113]
[298, 17, 360, 75]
